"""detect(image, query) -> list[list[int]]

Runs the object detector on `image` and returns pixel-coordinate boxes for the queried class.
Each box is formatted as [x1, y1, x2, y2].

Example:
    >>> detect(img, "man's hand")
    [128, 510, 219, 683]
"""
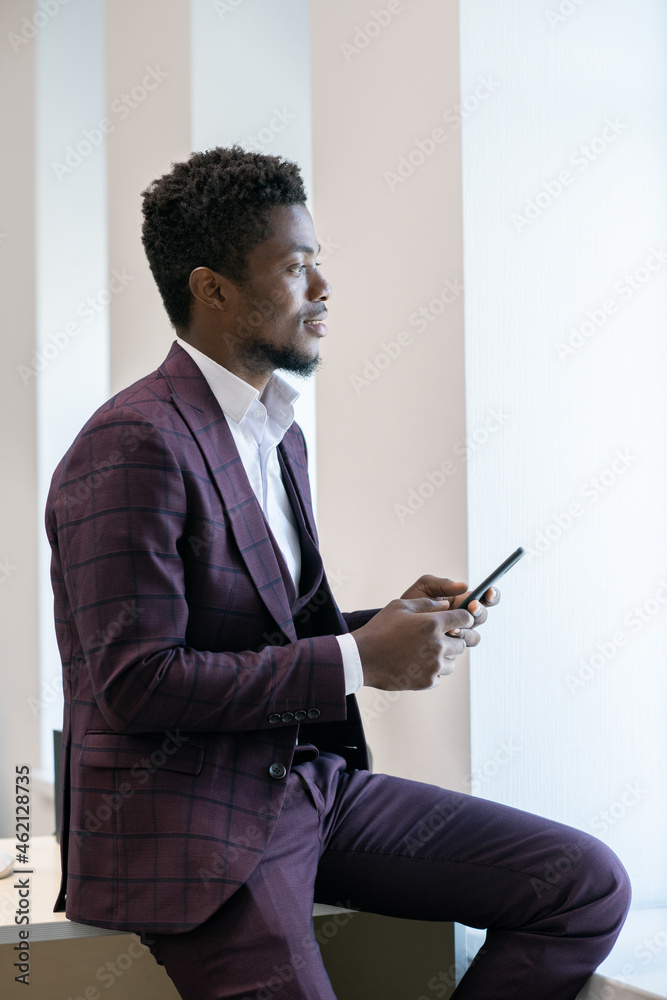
[400, 575, 468, 602]
[400, 573, 501, 631]
[350, 598, 475, 691]
[350, 574, 503, 692]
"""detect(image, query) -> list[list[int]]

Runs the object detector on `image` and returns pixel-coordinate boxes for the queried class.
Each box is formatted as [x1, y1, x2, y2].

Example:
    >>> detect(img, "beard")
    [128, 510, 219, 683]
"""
[239, 334, 322, 379]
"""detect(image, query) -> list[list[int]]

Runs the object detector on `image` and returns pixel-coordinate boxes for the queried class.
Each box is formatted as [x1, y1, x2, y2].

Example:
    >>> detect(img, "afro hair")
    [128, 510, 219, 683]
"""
[140, 145, 307, 330]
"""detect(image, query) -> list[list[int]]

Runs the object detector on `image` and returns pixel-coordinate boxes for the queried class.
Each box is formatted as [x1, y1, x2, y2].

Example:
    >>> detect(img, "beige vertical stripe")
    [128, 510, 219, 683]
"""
[106, 0, 192, 394]
[310, 0, 470, 790]
[0, 1, 42, 832]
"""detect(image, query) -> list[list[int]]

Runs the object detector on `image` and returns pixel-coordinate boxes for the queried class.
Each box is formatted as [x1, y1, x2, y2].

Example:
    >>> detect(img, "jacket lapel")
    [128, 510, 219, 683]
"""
[159, 343, 297, 642]
[278, 432, 319, 546]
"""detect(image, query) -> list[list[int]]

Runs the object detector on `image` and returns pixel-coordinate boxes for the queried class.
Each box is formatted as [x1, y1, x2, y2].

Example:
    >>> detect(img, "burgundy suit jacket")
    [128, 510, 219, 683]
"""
[45, 342, 375, 934]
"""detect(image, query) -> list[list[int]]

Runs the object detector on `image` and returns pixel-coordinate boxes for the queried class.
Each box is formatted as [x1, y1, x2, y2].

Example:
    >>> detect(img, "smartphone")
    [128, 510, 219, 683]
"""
[457, 547, 525, 610]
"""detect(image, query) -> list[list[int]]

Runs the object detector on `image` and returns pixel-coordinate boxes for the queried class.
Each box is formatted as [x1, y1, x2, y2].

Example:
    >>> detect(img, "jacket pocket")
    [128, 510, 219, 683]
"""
[81, 730, 204, 775]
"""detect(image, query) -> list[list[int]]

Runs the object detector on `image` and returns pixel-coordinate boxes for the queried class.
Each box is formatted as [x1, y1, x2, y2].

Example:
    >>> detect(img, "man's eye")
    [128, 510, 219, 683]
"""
[289, 261, 322, 273]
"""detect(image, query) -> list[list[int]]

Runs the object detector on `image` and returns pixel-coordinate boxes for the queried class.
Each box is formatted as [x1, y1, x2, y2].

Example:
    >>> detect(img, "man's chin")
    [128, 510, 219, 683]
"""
[242, 340, 322, 379]
[278, 354, 323, 379]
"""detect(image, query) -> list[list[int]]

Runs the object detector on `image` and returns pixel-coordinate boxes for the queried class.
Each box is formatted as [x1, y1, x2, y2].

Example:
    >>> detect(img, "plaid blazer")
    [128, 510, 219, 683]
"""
[46, 342, 374, 933]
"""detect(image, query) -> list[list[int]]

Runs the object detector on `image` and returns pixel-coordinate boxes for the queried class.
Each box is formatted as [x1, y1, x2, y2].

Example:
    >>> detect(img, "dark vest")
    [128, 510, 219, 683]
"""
[270, 450, 368, 772]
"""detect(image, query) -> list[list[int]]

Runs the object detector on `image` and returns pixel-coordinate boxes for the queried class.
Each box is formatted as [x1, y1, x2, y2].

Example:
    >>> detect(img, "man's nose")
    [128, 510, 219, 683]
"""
[310, 269, 331, 300]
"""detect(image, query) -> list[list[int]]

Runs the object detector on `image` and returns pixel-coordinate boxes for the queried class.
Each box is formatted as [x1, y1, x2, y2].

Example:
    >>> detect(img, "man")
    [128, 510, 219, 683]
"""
[46, 146, 630, 999]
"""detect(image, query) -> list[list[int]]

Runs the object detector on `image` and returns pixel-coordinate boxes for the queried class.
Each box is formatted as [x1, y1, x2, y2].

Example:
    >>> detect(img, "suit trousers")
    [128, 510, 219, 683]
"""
[141, 753, 631, 1000]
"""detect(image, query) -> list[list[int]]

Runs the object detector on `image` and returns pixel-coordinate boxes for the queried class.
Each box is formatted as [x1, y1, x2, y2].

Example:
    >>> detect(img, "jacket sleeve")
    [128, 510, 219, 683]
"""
[341, 609, 381, 632]
[46, 407, 346, 735]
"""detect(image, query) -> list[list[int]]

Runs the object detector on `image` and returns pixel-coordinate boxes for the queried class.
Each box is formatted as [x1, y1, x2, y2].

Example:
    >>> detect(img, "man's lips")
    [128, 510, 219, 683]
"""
[303, 314, 328, 336]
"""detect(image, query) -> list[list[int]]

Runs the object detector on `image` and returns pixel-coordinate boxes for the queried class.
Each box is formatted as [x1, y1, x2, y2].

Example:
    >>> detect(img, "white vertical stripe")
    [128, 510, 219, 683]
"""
[36, 0, 109, 782]
[461, 0, 667, 908]
[190, 0, 318, 511]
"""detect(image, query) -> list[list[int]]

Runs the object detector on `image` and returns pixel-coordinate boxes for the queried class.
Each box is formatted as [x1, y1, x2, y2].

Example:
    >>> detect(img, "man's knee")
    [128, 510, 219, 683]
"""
[532, 831, 629, 905]
[541, 833, 631, 934]
[584, 837, 632, 924]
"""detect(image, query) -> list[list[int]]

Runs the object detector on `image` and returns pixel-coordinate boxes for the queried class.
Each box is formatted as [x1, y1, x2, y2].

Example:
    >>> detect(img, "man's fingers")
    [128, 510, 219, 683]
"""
[468, 601, 488, 625]
[437, 608, 475, 632]
[400, 575, 470, 601]
[443, 635, 467, 656]
[430, 578, 468, 597]
[438, 639, 466, 672]
[482, 586, 500, 606]
[402, 597, 455, 614]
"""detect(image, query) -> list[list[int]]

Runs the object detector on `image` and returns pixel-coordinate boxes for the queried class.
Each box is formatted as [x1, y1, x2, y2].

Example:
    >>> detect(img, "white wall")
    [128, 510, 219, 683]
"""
[36, 0, 108, 795]
[1, 0, 317, 833]
[190, 0, 317, 480]
[461, 0, 667, 907]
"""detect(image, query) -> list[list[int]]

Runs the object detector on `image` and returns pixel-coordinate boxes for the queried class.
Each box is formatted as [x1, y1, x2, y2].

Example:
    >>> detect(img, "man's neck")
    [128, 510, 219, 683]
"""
[176, 331, 271, 394]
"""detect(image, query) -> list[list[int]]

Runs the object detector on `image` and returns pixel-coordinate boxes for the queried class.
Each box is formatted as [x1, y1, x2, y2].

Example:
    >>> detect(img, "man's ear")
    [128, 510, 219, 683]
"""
[188, 267, 235, 312]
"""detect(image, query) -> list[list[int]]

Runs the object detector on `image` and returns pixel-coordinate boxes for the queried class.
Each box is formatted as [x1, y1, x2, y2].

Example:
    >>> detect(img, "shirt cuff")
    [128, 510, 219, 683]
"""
[335, 632, 364, 696]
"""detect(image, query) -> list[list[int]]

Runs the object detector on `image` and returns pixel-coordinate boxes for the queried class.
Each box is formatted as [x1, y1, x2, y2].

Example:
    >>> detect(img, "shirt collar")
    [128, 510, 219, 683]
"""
[175, 337, 299, 433]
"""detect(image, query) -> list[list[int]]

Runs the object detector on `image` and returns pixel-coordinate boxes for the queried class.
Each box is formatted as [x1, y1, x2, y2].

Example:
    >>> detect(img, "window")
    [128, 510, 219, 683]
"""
[460, 0, 667, 992]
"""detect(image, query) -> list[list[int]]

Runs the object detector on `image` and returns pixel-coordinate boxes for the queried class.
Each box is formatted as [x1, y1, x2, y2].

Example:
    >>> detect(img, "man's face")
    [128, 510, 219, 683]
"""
[226, 203, 330, 379]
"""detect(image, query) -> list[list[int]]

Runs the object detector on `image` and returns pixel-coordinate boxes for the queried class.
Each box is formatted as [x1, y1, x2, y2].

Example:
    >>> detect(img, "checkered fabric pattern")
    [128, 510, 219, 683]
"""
[46, 342, 373, 933]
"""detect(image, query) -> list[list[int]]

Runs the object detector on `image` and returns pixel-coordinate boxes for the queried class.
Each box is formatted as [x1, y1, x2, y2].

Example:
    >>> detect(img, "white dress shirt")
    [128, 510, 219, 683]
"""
[176, 338, 363, 696]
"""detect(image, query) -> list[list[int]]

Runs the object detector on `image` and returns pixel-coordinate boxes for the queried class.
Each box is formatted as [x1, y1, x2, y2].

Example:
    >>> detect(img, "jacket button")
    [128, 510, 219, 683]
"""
[307, 708, 321, 719]
[281, 712, 294, 723]
[269, 763, 287, 780]
[294, 710, 307, 722]
[268, 714, 281, 724]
